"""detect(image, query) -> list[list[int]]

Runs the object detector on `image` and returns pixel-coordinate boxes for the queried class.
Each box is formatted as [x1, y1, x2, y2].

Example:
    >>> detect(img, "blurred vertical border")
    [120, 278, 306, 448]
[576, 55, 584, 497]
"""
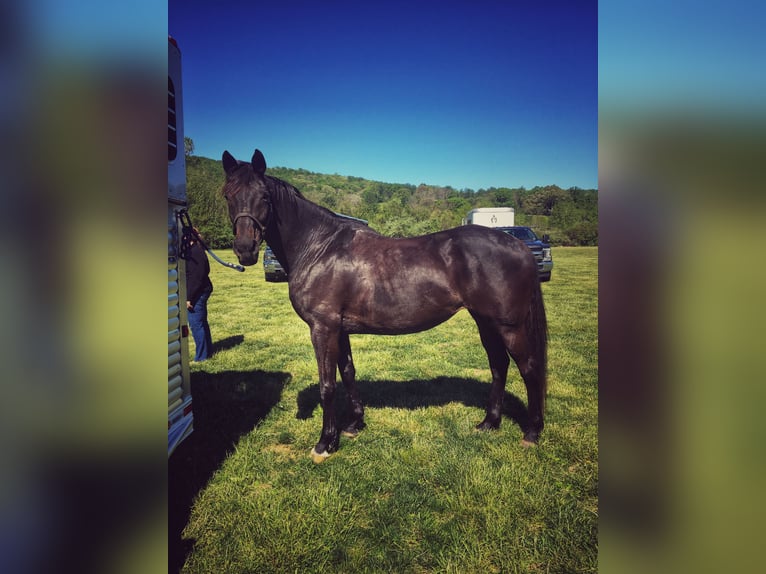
[0, 1, 166, 572]
[600, 1, 766, 572]
[2, 1, 765, 573]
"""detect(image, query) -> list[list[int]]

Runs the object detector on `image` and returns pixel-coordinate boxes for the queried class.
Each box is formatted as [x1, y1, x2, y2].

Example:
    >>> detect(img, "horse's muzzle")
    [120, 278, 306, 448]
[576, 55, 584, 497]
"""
[236, 250, 260, 266]
[233, 235, 261, 266]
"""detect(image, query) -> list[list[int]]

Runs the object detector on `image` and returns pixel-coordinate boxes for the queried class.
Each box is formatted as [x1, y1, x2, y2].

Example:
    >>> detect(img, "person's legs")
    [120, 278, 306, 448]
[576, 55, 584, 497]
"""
[202, 312, 213, 357]
[188, 290, 212, 361]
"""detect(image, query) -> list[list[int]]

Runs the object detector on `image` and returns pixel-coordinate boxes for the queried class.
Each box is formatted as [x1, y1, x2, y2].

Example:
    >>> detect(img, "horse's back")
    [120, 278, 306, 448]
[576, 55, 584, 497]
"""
[344, 224, 538, 300]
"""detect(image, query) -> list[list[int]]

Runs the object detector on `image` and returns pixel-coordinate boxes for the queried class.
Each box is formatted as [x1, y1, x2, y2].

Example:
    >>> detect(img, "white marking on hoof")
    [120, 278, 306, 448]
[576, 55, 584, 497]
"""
[311, 448, 331, 463]
[520, 438, 538, 448]
[341, 430, 359, 438]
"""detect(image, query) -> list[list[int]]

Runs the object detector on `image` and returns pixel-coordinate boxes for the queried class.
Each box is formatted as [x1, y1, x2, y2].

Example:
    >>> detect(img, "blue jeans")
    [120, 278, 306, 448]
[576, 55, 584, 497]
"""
[188, 288, 213, 361]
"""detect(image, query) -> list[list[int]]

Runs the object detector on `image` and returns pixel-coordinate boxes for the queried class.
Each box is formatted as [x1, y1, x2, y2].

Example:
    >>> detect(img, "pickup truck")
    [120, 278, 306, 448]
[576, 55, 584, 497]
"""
[497, 226, 553, 282]
[263, 245, 288, 282]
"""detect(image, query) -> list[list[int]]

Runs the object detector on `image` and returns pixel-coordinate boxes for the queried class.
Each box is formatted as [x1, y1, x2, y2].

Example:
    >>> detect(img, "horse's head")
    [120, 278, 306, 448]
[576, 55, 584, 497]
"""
[221, 149, 272, 266]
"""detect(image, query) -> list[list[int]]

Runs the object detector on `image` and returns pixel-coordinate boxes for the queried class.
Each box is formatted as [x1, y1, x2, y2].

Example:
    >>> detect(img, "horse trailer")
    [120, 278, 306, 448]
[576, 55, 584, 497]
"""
[168, 36, 193, 456]
[463, 207, 515, 227]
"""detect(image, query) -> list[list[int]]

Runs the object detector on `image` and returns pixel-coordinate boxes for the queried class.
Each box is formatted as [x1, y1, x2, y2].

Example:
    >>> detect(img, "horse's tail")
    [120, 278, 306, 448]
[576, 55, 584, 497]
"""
[527, 279, 548, 411]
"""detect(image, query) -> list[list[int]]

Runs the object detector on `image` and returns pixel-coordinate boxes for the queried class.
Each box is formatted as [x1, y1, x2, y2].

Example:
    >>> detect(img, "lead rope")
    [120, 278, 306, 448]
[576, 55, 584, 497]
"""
[177, 209, 245, 272]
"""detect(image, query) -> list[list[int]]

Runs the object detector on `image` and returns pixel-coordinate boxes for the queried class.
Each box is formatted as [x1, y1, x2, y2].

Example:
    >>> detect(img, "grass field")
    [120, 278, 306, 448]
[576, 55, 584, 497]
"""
[169, 247, 598, 573]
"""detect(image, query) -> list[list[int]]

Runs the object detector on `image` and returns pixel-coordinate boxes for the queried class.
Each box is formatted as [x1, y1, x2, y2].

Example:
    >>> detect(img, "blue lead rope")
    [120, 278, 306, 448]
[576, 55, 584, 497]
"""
[177, 209, 245, 272]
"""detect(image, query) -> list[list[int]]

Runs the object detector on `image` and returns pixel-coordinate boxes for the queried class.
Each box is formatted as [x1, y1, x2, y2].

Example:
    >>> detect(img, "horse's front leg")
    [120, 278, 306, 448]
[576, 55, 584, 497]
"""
[338, 332, 365, 437]
[310, 324, 341, 463]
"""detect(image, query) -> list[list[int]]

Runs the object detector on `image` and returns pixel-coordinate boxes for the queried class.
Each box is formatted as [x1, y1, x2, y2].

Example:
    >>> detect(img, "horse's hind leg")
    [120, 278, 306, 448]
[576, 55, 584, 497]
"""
[338, 332, 365, 437]
[474, 318, 510, 431]
[503, 326, 545, 446]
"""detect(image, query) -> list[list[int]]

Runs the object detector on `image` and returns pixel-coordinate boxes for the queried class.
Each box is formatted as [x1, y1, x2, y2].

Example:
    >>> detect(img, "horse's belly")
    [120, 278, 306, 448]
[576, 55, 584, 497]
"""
[342, 287, 462, 335]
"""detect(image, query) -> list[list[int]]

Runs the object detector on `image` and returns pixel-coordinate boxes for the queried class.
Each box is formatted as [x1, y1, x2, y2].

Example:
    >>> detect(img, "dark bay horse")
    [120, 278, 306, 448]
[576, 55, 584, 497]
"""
[221, 149, 548, 462]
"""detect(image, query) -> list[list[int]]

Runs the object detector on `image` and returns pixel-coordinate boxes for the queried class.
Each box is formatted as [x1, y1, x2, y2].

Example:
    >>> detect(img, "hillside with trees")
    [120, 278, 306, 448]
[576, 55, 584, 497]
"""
[184, 152, 597, 249]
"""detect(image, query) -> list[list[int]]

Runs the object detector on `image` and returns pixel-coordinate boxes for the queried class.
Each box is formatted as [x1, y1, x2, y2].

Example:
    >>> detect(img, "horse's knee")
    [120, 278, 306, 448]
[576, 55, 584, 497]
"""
[340, 363, 355, 382]
[319, 380, 336, 403]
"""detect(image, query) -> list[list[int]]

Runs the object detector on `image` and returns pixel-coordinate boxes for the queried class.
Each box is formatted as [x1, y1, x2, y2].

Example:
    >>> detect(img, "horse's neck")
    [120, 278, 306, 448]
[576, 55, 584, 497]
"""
[268, 187, 334, 272]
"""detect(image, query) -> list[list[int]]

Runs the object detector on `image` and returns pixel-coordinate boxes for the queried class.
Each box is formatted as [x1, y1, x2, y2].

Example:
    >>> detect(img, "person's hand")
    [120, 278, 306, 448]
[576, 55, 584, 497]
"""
[186, 301, 193, 311]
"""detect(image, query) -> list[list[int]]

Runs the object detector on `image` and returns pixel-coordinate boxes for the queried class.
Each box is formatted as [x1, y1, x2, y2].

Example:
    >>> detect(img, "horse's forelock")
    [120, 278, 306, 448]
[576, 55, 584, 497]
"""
[222, 172, 298, 212]
[222, 165, 256, 198]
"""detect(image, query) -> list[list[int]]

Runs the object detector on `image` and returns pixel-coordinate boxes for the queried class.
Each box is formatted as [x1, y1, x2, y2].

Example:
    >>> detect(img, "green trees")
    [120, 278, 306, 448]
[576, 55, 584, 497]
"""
[548, 188, 598, 246]
[184, 155, 597, 246]
[184, 156, 232, 248]
[184, 136, 195, 157]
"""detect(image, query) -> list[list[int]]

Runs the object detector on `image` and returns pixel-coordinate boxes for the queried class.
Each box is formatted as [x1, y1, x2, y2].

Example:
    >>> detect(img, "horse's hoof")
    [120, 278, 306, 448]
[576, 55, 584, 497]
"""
[311, 448, 331, 463]
[341, 429, 359, 438]
[520, 438, 538, 448]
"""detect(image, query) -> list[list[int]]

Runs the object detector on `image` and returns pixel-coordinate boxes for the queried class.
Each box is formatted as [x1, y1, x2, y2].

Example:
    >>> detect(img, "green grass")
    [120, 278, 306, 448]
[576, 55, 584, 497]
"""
[170, 247, 597, 573]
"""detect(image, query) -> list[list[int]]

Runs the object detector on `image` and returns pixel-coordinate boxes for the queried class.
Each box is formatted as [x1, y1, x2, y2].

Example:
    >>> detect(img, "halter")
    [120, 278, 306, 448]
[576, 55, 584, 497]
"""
[233, 211, 268, 236]
[232, 193, 272, 237]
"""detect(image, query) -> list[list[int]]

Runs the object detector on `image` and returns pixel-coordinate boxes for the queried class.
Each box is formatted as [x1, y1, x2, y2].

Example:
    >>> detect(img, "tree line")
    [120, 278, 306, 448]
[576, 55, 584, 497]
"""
[184, 151, 597, 249]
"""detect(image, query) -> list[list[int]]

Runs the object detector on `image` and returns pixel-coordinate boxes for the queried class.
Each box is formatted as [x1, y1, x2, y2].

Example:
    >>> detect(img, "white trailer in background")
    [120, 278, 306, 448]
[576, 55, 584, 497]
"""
[463, 207, 515, 227]
[168, 36, 193, 456]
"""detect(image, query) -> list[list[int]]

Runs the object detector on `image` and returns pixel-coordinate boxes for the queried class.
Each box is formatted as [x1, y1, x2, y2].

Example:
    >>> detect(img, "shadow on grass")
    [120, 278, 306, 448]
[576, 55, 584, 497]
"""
[296, 376, 530, 434]
[212, 334, 244, 353]
[168, 369, 290, 573]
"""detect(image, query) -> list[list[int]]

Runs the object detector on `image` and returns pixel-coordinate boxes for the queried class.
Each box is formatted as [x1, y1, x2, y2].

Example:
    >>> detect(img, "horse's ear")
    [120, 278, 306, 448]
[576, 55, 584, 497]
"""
[222, 150, 238, 175]
[252, 149, 267, 175]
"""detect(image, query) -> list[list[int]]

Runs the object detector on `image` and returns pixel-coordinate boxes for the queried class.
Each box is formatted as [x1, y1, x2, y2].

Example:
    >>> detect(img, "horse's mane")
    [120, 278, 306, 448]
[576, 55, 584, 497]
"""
[223, 163, 364, 230]
[266, 174, 352, 227]
[266, 174, 305, 200]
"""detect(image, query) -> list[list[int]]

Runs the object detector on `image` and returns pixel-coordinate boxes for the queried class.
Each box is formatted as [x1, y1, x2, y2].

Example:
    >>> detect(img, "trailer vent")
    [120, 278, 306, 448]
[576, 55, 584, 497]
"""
[168, 77, 177, 161]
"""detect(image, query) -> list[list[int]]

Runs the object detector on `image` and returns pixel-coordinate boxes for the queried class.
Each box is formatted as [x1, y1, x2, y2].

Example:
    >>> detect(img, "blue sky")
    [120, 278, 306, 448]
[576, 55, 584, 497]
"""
[170, 1, 597, 190]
